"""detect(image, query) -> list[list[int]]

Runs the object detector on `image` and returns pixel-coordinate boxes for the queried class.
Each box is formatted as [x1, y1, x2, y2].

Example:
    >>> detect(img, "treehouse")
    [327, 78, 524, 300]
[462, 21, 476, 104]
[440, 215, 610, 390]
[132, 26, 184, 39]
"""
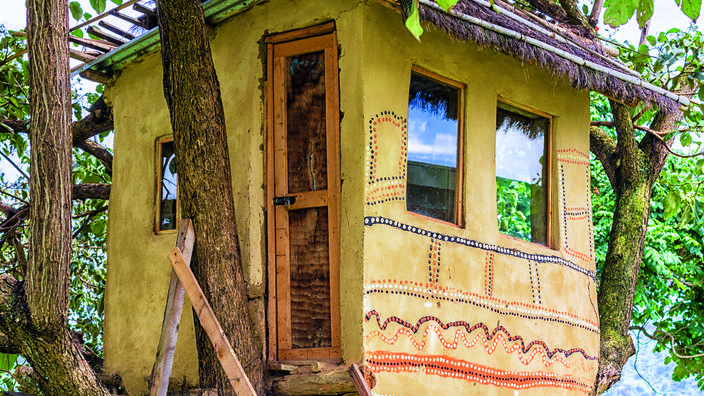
[72, 0, 688, 394]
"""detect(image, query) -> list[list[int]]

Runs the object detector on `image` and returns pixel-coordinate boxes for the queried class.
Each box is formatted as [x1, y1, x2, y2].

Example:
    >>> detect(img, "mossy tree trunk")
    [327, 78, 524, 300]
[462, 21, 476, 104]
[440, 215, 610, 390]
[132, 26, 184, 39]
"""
[155, 0, 265, 394]
[590, 100, 681, 394]
[0, 1, 111, 394]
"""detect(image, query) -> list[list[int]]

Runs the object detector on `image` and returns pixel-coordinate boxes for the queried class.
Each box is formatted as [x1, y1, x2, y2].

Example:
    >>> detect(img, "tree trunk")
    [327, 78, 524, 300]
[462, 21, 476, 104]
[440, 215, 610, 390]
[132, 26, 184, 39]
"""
[592, 101, 681, 394]
[0, 1, 112, 394]
[155, 0, 265, 394]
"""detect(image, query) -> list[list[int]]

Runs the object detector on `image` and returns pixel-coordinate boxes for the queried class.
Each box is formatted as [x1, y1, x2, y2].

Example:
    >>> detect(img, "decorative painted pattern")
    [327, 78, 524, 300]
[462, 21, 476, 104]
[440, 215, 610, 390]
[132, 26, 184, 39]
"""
[365, 310, 598, 362]
[484, 252, 494, 297]
[366, 351, 592, 393]
[557, 149, 595, 266]
[528, 261, 542, 305]
[366, 326, 575, 368]
[365, 112, 408, 206]
[364, 281, 599, 332]
[364, 216, 597, 281]
[428, 239, 442, 284]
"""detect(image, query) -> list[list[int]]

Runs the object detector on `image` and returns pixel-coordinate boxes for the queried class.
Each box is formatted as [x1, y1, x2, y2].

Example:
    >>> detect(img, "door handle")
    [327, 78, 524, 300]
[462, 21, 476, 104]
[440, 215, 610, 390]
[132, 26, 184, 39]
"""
[273, 196, 296, 207]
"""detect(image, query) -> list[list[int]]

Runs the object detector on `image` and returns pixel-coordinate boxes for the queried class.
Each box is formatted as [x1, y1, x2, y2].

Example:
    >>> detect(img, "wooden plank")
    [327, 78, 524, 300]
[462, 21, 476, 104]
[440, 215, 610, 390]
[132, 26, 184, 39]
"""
[110, 9, 151, 29]
[268, 369, 356, 396]
[273, 34, 335, 58]
[285, 190, 327, 211]
[149, 220, 195, 396]
[69, 35, 116, 53]
[87, 26, 126, 46]
[133, 2, 157, 18]
[264, 22, 335, 44]
[69, 49, 97, 63]
[266, 42, 278, 362]
[349, 364, 373, 396]
[279, 346, 340, 361]
[98, 20, 136, 40]
[325, 32, 342, 351]
[168, 248, 257, 396]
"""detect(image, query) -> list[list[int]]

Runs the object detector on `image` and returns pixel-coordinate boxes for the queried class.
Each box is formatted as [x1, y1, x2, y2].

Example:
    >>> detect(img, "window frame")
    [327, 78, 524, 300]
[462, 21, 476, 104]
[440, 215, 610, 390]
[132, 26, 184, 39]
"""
[406, 65, 465, 227]
[155, 137, 178, 234]
[495, 96, 554, 248]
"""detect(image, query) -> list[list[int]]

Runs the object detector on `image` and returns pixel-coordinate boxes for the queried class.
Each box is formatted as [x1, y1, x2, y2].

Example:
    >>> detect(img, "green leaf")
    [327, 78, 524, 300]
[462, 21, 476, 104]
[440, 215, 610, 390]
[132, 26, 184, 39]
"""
[680, 132, 693, 147]
[405, 0, 423, 41]
[110, 0, 123, 4]
[663, 190, 681, 220]
[0, 354, 17, 371]
[89, 0, 106, 14]
[69, 1, 83, 21]
[680, 0, 702, 21]
[636, 0, 654, 28]
[603, 0, 638, 27]
[436, 0, 459, 11]
[646, 35, 656, 45]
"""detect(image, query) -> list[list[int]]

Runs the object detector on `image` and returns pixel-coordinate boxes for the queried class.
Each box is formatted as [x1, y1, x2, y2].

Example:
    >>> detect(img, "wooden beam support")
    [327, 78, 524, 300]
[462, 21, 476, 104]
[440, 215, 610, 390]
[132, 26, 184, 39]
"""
[349, 364, 373, 396]
[168, 248, 257, 396]
[98, 21, 136, 40]
[69, 36, 115, 53]
[69, 49, 97, 63]
[109, 9, 150, 29]
[134, 3, 157, 18]
[267, 369, 356, 395]
[149, 220, 195, 396]
[87, 26, 127, 46]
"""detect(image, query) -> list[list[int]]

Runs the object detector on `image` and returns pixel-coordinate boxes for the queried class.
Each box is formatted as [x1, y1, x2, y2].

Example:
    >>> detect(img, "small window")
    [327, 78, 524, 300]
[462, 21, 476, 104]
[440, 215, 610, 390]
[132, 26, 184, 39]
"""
[495, 101, 550, 245]
[406, 68, 463, 224]
[157, 139, 177, 233]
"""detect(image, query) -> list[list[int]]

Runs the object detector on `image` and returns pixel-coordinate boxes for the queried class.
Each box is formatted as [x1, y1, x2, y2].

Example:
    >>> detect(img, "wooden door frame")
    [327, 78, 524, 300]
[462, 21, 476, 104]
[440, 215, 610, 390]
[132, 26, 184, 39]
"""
[265, 23, 341, 362]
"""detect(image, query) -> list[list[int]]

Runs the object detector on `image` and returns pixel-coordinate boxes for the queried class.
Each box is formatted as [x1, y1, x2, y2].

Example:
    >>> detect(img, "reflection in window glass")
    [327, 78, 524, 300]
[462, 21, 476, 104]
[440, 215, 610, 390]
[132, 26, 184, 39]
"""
[407, 72, 461, 223]
[159, 140, 177, 231]
[495, 103, 549, 245]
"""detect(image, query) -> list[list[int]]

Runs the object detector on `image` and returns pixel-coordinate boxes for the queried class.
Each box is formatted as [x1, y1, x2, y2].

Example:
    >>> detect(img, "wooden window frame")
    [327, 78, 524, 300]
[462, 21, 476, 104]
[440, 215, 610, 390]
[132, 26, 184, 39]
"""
[155, 137, 178, 235]
[495, 96, 554, 249]
[406, 65, 465, 227]
[265, 24, 341, 362]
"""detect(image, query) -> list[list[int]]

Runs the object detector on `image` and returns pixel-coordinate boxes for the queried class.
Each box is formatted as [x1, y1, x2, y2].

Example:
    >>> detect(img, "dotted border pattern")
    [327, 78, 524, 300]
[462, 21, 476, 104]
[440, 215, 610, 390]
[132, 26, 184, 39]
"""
[364, 216, 597, 281]
[365, 112, 408, 206]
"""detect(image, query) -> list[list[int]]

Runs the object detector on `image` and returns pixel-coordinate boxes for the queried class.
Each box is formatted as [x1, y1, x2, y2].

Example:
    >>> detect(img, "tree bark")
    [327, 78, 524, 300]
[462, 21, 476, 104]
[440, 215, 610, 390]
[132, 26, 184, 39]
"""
[593, 101, 681, 394]
[155, 0, 264, 394]
[0, 0, 113, 394]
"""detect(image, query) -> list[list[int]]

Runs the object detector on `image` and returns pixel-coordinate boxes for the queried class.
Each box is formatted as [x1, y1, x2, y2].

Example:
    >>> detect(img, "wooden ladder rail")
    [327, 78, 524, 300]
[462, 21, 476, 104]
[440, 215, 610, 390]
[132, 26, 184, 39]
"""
[149, 219, 256, 396]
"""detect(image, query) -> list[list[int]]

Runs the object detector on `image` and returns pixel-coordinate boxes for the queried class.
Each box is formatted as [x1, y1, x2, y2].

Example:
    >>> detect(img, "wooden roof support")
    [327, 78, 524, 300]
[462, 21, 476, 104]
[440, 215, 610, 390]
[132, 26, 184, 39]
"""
[69, 36, 116, 53]
[109, 9, 151, 30]
[80, 70, 112, 84]
[69, 49, 99, 63]
[98, 21, 136, 40]
[87, 26, 127, 46]
[134, 3, 157, 18]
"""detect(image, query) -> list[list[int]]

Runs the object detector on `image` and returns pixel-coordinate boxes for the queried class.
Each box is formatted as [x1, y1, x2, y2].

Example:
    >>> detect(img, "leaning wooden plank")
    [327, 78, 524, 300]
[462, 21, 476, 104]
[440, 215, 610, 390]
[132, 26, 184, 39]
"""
[98, 20, 136, 40]
[87, 26, 127, 46]
[348, 364, 373, 396]
[150, 220, 195, 396]
[168, 248, 256, 396]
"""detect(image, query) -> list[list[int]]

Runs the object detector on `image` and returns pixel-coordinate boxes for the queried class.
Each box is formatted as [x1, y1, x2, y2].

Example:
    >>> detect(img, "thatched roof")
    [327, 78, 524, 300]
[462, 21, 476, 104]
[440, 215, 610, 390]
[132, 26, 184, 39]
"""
[413, 0, 687, 112]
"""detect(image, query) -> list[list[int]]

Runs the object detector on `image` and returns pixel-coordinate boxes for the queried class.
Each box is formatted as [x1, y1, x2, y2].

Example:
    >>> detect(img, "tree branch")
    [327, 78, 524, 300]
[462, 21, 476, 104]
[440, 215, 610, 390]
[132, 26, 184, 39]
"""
[590, 126, 618, 188]
[75, 140, 113, 176]
[588, 0, 604, 27]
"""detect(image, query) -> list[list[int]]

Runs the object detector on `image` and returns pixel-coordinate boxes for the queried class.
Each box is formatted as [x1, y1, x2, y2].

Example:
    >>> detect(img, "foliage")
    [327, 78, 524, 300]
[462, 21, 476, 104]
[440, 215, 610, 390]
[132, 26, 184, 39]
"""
[496, 177, 532, 240]
[603, 0, 701, 28]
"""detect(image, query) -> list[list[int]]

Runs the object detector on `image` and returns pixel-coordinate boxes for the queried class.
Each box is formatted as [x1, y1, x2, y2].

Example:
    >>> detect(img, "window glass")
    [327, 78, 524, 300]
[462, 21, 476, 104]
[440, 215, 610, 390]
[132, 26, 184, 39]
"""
[407, 72, 461, 223]
[158, 140, 177, 232]
[495, 103, 549, 245]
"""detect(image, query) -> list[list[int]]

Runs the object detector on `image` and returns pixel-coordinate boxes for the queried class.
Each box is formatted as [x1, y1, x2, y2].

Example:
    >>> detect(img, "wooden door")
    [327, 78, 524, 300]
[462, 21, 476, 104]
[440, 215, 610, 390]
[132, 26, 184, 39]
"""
[266, 27, 341, 361]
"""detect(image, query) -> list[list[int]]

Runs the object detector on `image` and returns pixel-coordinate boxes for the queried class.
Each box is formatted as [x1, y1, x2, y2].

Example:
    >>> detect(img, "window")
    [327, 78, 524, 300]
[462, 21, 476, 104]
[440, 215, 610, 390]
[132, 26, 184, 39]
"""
[406, 68, 464, 225]
[495, 100, 550, 245]
[157, 138, 177, 233]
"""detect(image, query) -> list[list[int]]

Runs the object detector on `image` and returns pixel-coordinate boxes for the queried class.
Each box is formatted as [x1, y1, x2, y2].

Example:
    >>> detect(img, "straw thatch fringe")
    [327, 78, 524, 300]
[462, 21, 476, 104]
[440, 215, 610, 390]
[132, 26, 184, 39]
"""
[417, 0, 680, 113]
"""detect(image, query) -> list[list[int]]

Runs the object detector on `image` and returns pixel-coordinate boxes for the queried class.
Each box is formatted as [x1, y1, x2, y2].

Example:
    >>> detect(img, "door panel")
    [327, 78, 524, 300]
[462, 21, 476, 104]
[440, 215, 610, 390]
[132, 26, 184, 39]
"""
[267, 30, 341, 361]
